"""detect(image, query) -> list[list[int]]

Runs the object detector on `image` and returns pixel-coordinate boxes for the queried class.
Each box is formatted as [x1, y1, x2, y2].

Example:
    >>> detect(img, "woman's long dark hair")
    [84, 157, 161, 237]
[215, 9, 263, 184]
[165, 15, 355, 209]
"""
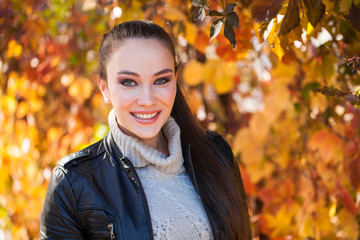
[98, 20, 251, 239]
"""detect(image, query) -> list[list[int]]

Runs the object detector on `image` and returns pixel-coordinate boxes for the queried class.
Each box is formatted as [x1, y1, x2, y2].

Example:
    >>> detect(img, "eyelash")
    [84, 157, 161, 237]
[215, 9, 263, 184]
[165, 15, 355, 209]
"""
[119, 78, 170, 87]
[154, 78, 170, 85]
[120, 79, 137, 87]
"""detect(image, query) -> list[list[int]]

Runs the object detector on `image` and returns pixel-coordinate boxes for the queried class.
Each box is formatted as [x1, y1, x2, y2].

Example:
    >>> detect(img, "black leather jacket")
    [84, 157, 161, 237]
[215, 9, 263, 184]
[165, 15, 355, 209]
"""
[40, 131, 241, 239]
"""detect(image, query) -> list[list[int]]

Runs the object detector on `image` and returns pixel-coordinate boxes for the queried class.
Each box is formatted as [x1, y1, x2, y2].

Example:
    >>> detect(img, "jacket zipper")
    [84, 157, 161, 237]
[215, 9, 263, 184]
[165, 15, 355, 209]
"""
[108, 223, 115, 239]
[183, 144, 216, 239]
[78, 205, 119, 239]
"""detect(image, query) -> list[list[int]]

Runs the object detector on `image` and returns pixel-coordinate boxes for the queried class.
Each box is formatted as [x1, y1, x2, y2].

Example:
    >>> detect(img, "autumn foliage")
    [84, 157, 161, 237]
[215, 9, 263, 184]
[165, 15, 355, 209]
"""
[1, 0, 360, 239]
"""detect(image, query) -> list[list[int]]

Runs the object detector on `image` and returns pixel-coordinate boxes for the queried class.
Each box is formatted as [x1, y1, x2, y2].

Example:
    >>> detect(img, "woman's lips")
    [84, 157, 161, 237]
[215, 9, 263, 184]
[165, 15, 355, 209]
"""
[130, 111, 161, 123]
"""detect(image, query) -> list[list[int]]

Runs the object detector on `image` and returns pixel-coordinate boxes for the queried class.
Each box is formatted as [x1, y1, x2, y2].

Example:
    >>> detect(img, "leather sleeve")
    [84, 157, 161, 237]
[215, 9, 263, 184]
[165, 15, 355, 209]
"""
[40, 166, 84, 239]
[206, 131, 244, 183]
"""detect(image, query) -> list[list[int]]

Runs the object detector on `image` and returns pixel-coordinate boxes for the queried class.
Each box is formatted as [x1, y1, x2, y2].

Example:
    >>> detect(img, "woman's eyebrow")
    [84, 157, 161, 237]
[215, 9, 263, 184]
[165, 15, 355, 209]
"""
[117, 68, 173, 77]
[154, 68, 173, 76]
[117, 70, 139, 76]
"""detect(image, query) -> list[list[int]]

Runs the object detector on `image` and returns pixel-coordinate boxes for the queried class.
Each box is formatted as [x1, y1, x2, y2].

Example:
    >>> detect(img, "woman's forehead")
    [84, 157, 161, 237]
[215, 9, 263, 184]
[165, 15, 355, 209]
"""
[107, 39, 175, 74]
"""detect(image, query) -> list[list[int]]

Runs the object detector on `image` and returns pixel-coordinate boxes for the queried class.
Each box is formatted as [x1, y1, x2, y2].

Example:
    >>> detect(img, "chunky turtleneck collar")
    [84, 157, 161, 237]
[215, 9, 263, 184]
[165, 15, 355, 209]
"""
[108, 109, 185, 178]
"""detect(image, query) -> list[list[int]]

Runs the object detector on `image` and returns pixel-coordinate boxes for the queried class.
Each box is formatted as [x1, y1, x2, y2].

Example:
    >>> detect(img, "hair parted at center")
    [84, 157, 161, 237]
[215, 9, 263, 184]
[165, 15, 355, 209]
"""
[98, 20, 251, 240]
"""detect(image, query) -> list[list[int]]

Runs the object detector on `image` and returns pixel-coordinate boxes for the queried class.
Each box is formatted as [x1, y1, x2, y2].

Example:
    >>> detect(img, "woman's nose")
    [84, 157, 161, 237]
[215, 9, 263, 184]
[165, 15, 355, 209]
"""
[137, 86, 156, 106]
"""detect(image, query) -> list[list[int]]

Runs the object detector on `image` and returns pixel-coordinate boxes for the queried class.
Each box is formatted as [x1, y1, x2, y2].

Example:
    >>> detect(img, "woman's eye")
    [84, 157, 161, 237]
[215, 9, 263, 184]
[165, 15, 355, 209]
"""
[120, 79, 137, 87]
[154, 78, 170, 85]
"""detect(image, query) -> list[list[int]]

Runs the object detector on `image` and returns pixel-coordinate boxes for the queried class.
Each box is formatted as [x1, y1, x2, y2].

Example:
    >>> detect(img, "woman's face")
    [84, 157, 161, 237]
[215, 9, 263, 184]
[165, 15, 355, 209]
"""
[99, 38, 177, 141]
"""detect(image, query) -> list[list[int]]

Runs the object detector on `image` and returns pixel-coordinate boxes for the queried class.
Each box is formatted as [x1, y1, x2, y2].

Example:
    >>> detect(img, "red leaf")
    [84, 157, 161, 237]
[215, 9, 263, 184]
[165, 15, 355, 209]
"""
[340, 189, 357, 214]
[343, 141, 360, 190]
[250, 0, 284, 22]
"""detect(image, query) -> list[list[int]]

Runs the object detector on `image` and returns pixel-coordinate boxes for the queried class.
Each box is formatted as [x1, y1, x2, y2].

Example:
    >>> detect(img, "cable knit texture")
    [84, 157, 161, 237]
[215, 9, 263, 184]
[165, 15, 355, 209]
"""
[108, 109, 213, 240]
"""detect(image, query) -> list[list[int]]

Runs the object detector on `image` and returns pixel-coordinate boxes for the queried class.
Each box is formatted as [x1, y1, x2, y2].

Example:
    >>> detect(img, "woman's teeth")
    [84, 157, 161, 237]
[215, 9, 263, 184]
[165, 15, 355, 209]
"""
[132, 112, 159, 119]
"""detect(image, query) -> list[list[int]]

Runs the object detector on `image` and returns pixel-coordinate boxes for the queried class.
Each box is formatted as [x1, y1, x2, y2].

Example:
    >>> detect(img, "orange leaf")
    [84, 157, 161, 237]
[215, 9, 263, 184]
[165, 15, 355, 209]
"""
[193, 30, 209, 53]
[308, 129, 343, 163]
[183, 60, 204, 86]
[239, 167, 256, 195]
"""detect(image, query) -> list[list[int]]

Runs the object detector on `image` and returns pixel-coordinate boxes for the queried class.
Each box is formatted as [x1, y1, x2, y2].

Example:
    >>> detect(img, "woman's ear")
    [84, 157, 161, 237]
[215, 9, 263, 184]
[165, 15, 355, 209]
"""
[98, 77, 111, 104]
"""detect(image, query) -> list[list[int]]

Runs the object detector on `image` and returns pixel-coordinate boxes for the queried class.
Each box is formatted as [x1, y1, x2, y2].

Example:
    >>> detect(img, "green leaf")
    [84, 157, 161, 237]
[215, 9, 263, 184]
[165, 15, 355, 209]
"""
[210, 18, 224, 42]
[339, 0, 352, 14]
[226, 12, 239, 28]
[279, 0, 300, 35]
[192, 0, 205, 7]
[225, 3, 237, 14]
[302, 82, 320, 101]
[302, 0, 325, 28]
[354, 0, 360, 7]
[224, 20, 236, 49]
[250, 0, 284, 22]
[208, 10, 223, 16]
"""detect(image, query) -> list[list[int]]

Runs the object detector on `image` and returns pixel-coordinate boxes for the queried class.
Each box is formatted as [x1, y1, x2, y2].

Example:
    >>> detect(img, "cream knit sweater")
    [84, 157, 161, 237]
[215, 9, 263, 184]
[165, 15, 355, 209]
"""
[108, 110, 213, 240]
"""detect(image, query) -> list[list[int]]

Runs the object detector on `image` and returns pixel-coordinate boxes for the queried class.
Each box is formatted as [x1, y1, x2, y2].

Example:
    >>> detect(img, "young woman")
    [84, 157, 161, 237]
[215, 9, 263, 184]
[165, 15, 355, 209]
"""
[40, 20, 251, 240]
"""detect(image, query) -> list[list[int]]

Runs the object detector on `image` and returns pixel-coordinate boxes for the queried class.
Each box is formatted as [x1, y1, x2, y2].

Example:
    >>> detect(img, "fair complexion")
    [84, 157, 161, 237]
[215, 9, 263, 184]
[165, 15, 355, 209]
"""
[98, 38, 176, 154]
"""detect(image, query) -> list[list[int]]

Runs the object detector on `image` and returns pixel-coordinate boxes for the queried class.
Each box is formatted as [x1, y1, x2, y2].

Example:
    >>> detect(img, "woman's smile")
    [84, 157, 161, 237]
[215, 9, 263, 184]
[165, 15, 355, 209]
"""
[130, 111, 161, 123]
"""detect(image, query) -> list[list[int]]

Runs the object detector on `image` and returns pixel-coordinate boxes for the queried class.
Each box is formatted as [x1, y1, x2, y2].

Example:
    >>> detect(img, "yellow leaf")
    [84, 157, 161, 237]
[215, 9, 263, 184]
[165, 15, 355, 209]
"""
[16, 102, 29, 119]
[213, 75, 234, 94]
[94, 123, 109, 141]
[338, 209, 359, 239]
[322, 55, 337, 82]
[271, 61, 296, 82]
[329, 202, 336, 218]
[249, 112, 270, 143]
[204, 59, 219, 83]
[211, 60, 236, 94]
[68, 77, 93, 102]
[183, 60, 204, 86]
[50, 56, 61, 67]
[272, 37, 284, 60]
[299, 217, 315, 238]
[185, 22, 197, 45]
[267, 18, 279, 45]
[316, 204, 333, 233]
[2, 96, 18, 115]
[47, 127, 60, 142]
[163, 6, 187, 22]
[246, 161, 274, 183]
[306, 22, 314, 35]
[7, 39, 23, 58]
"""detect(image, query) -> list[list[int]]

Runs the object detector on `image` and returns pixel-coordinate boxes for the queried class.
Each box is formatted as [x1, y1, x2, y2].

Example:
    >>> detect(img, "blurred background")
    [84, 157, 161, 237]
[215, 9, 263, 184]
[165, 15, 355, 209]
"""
[1, 0, 360, 239]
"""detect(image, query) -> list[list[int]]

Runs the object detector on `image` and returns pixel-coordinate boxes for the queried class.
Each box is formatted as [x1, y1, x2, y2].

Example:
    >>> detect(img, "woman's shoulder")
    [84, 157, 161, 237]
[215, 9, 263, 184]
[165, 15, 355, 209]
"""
[205, 130, 232, 152]
[56, 138, 106, 172]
